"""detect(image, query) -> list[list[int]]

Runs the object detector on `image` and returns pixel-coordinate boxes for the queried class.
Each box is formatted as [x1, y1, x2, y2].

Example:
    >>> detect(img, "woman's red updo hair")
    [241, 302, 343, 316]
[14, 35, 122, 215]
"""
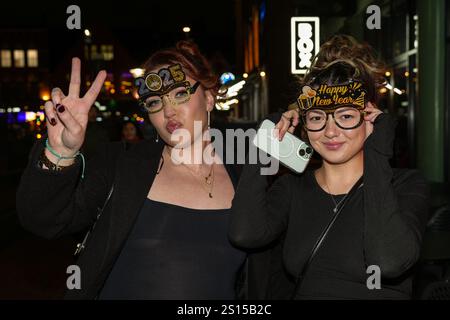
[142, 41, 219, 97]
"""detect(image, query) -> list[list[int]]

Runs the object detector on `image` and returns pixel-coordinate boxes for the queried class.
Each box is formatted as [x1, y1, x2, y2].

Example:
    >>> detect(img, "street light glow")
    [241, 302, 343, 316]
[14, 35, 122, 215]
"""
[183, 27, 191, 33]
[130, 68, 145, 78]
[84, 29, 91, 37]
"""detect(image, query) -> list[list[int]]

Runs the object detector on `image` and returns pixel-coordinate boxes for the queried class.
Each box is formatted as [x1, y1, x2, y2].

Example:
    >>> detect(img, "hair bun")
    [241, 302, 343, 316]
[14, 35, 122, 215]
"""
[302, 35, 385, 102]
[303, 34, 386, 103]
[319, 35, 361, 62]
[176, 41, 201, 57]
[312, 35, 383, 73]
[143, 40, 219, 97]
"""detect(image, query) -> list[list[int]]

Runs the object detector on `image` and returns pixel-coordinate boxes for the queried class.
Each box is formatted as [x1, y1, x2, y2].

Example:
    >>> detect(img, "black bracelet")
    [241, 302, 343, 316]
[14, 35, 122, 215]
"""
[38, 150, 75, 171]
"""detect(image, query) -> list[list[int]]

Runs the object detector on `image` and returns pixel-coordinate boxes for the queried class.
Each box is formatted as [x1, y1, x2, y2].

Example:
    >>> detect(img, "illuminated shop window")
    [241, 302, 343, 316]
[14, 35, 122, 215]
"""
[101, 45, 114, 61]
[27, 49, 38, 67]
[1, 50, 12, 67]
[91, 45, 99, 59]
[13, 50, 25, 68]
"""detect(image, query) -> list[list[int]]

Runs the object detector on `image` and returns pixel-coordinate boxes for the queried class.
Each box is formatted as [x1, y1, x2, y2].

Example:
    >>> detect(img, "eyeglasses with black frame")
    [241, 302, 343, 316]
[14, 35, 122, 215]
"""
[303, 106, 366, 132]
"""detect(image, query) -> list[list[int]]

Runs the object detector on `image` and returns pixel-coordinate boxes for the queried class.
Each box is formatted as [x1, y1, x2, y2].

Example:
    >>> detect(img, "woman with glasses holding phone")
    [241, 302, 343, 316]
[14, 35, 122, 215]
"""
[229, 35, 430, 299]
[17, 41, 246, 299]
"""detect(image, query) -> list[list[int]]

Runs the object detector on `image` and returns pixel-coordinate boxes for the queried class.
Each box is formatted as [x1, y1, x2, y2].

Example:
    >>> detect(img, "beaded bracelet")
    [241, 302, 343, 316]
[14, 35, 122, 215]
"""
[44, 138, 86, 179]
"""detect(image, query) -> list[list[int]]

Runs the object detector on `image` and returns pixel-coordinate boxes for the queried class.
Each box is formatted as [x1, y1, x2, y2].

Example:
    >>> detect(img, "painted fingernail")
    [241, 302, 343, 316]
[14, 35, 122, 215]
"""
[57, 104, 65, 113]
[50, 118, 56, 126]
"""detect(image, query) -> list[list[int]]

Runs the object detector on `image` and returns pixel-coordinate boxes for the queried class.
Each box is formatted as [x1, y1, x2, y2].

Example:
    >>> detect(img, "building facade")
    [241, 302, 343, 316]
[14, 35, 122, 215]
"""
[235, 0, 448, 182]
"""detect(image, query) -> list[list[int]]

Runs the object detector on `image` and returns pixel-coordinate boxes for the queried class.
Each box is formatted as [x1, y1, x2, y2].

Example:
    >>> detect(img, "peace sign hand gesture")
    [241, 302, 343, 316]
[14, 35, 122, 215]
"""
[44, 58, 106, 164]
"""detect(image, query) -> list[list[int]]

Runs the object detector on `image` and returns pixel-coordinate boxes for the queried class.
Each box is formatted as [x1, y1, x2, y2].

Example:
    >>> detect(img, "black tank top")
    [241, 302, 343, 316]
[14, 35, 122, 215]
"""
[99, 198, 246, 299]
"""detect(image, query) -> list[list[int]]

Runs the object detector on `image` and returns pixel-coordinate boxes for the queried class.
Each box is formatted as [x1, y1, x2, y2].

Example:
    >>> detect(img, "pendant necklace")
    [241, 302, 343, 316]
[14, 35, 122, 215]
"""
[165, 147, 215, 198]
[324, 178, 349, 213]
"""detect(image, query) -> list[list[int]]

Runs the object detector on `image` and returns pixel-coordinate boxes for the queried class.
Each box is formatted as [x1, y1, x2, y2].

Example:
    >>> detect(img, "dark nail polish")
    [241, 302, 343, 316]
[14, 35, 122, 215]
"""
[57, 105, 65, 113]
[50, 118, 56, 126]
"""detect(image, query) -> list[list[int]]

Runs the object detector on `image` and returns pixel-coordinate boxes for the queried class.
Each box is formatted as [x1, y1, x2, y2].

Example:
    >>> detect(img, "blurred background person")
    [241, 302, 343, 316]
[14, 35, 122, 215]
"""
[121, 121, 143, 144]
[81, 105, 110, 160]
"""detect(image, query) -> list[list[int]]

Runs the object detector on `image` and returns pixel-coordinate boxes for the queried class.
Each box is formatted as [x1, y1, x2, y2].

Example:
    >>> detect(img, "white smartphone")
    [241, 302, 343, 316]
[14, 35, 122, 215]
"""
[252, 119, 313, 174]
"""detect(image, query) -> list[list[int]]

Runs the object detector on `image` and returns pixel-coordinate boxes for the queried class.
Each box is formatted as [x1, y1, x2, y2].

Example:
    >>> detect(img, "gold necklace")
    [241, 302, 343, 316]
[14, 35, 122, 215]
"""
[165, 147, 215, 198]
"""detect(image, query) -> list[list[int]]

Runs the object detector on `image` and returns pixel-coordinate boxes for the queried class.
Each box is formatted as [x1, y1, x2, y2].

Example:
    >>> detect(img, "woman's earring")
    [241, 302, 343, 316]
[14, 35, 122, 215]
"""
[207, 110, 210, 130]
[155, 133, 159, 142]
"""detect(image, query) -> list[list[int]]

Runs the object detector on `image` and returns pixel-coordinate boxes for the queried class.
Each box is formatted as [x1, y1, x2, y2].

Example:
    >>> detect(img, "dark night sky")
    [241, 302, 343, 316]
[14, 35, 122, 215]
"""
[0, 0, 237, 68]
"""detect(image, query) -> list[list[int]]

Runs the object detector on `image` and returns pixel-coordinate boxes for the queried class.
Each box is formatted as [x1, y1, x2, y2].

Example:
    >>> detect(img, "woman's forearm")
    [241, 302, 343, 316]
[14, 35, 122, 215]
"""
[363, 114, 430, 278]
[229, 148, 291, 249]
[16, 140, 112, 239]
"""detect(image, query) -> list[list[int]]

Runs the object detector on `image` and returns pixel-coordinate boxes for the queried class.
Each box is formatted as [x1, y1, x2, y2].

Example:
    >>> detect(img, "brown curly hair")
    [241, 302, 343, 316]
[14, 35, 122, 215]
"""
[302, 34, 386, 105]
[142, 41, 219, 97]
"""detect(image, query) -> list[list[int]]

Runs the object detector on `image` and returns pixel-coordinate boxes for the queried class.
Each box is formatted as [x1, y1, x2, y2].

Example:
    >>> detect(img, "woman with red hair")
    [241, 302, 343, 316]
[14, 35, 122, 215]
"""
[16, 41, 246, 299]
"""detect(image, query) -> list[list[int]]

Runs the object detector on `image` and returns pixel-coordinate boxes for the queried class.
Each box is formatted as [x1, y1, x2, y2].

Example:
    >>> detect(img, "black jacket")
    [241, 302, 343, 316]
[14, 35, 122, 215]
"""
[229, 113, 431, 299]
[16, 137, 242, 299]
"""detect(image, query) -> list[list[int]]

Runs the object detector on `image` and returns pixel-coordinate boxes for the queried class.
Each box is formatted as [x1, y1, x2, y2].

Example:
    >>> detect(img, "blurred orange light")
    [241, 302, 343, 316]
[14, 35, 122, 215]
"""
[40, 86, 51, 101]
[36, 134, 42, 139]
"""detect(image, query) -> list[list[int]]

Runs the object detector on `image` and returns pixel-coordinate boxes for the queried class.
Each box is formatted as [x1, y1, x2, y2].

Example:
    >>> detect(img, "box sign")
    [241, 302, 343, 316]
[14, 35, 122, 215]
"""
[291, 17, 320, 74]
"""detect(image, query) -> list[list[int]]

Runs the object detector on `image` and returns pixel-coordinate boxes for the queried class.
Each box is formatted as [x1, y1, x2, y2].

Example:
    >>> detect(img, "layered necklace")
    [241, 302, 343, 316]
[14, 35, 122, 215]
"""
[164, 147, 215, 198]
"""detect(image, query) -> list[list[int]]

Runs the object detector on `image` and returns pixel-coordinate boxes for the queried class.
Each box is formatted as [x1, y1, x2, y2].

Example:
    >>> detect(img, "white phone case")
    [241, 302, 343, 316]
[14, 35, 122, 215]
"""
[252, 119, 313, 173]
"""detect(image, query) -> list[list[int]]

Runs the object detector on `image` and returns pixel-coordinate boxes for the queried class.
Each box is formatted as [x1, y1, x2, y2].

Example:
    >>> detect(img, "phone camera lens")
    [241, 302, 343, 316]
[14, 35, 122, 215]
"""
[299, 149, 306, 157]
[306, 147, 312, 154]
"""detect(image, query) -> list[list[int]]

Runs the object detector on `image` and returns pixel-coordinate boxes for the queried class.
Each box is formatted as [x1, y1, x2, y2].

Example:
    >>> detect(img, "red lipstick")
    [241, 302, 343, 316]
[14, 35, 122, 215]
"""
[166, 120, 182, 134]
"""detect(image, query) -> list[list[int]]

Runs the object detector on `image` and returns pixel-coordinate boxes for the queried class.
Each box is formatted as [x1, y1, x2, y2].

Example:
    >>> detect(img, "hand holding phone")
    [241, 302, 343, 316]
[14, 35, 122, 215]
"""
[252, 119, 313, 173]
